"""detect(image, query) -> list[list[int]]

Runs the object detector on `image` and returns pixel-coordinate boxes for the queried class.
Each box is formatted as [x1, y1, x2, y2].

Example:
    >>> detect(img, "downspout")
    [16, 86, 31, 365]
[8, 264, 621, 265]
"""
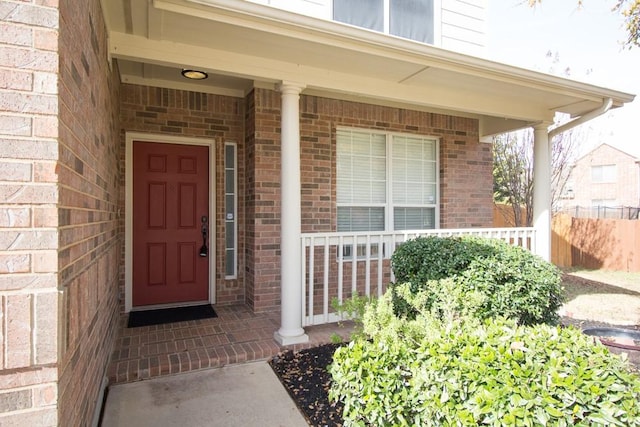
[548, 97, 613, 140]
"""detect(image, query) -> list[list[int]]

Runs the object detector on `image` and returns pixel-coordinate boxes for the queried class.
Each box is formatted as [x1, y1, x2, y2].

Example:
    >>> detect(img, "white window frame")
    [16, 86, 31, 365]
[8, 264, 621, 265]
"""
[336, 127, 440, 233]
[331, 0, 438, 45]
[224, 142, 238, 279]
[591, 164, 617, 183]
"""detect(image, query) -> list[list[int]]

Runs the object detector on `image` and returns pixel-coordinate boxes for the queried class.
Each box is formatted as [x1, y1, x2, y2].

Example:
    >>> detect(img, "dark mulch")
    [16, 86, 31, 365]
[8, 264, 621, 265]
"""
[269, 318, 640, 426]
[269, 343, 345, 427]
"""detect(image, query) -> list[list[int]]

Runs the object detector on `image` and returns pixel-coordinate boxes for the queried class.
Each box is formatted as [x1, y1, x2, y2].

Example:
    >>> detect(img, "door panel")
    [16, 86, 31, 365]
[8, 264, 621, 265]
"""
[133, 141, 210, 307]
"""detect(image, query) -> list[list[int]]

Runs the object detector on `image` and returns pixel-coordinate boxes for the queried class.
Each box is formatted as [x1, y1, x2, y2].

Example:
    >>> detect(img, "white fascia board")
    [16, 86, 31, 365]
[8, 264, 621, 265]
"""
[166, 0, 634, 105]
[109, 31, 553, 121]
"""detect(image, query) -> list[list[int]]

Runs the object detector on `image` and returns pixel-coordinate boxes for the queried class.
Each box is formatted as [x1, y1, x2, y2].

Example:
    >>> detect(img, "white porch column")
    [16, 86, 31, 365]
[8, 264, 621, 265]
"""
[274, 82, 309, 345]
[532, 123, 552, 261]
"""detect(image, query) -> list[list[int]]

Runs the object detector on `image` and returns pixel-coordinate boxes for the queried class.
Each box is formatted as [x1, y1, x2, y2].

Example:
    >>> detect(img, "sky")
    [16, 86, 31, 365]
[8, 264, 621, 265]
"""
[486, 0, 640, 158]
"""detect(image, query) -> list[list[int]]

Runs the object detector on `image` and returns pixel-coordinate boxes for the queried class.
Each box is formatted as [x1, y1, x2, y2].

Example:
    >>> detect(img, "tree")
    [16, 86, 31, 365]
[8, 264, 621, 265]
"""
[493, 131, 533, 227]
[493, 127, 580, 227]
[527, 0, 640, 48]
[615, 0, 640, 47]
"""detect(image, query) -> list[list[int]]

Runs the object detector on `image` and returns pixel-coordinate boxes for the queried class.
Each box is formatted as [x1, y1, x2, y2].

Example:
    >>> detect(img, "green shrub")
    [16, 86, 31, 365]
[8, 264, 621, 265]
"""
[330, 290, 640, 427]
[389, 236, 564, 325]
[459, 242, 564, 325]
[391, 236, 491, 284]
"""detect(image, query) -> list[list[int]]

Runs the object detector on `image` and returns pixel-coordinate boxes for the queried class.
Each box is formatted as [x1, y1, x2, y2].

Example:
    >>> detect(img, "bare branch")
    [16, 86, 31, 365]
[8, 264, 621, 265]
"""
[493, 125, 580, 227]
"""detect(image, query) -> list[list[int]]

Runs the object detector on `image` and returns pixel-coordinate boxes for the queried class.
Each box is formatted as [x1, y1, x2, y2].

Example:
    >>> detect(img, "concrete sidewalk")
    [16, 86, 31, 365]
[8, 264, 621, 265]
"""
[100, 361, 307, 427]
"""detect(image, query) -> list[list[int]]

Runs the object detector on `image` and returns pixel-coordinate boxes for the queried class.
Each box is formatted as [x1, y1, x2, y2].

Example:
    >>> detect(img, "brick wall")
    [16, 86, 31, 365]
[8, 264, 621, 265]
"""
[244, 90, 257, 309]
[246, 89, 492, 312]
[299, 96, 492, 230]
[56, 0, 122, 425]
[0, 0, 60, 425]
[568, 144, 640, 208]
[119, 85, 246, 307]
[244, 89, 282, 311]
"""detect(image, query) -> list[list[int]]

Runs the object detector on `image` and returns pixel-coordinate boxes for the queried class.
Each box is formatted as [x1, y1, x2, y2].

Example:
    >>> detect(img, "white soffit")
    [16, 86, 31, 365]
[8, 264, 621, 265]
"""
[117, 60, 252, 97]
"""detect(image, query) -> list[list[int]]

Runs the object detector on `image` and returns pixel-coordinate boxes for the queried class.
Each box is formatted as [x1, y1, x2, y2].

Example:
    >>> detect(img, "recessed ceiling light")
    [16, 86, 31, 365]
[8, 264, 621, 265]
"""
[181, 69, 208, 80]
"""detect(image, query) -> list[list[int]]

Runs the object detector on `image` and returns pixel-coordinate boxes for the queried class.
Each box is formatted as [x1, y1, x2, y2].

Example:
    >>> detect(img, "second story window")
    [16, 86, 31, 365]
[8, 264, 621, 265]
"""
[591, 164, 617, 183]
[333, 0, 434, 44]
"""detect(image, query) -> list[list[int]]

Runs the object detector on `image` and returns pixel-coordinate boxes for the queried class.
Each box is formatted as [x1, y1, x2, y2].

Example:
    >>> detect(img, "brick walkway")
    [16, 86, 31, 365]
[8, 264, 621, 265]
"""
[108, 305, 353, 384]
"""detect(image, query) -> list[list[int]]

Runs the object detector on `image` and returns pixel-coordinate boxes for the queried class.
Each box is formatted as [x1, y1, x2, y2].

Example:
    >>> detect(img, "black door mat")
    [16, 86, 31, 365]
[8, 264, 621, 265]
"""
[127, 304, 217, 328]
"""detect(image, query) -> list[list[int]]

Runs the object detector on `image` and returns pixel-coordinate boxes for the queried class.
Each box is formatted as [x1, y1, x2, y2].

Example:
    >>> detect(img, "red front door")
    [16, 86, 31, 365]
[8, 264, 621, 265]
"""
[132, 141, 210, 307]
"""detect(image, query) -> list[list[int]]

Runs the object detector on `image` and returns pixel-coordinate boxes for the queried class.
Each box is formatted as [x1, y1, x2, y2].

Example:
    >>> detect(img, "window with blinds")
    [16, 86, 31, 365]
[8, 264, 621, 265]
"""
[391, 135, 437, 230]
[337, 130, 386, 231]
[337, 128, 439, 233]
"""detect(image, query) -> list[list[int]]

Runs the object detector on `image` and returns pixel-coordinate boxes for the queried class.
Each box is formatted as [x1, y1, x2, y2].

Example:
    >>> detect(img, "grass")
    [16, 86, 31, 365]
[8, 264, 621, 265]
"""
[564, 268, 640, 293]
[561, 268, 640, 326]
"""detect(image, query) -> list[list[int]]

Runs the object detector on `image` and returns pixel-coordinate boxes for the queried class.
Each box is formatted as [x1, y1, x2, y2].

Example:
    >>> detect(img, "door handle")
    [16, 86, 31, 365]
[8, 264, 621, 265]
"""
[199, 216, 208, 257]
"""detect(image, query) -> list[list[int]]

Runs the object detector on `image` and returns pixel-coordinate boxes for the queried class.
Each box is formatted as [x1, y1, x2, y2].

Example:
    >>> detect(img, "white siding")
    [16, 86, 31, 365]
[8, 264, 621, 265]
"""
[244, 0, 486, 56]
[440, 0, 486, 56]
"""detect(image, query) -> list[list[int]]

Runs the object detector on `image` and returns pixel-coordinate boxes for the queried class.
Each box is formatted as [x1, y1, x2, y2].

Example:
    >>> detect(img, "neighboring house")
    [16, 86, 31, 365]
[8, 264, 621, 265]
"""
[0, 0, 635, 425]
[559, 144, 640, 213]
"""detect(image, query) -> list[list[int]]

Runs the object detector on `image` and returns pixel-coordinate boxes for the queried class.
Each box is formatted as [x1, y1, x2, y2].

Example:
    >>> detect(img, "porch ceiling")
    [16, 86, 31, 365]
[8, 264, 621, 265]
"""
[102, 0, 634, 137]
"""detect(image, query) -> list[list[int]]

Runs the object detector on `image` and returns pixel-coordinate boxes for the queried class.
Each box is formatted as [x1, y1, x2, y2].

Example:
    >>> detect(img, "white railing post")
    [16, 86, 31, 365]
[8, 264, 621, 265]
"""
[337, 235, 344, 306]
[323, 236, 330, 324]
[308, 235, 315, 327]
[301, 236, 307, 326]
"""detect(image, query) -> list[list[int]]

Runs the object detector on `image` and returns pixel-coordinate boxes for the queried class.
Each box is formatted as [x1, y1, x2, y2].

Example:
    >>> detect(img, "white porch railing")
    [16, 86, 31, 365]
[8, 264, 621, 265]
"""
[300, 227, 536, 326]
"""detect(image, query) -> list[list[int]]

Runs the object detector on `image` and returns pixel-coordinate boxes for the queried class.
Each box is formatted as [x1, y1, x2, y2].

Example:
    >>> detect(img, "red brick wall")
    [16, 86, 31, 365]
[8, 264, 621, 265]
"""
[300, 96, 492, 230]
[244, 89, 283, 311]
[56, 0, 122, 425]
[246, 89, 492, 312]
[0, 0, 60, 425]
[119, 85, 246, 307]
[244, 90, 257, 309]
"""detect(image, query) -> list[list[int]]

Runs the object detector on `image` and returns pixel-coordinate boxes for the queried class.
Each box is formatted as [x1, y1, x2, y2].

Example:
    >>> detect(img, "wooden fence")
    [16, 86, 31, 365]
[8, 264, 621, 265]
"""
[493, 204, 640, 272]
[552, 214, 640, 272]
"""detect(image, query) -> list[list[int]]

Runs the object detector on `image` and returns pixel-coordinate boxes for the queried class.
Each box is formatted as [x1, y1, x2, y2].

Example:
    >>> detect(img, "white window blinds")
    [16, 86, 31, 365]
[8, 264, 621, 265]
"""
[337, 129, 386, 231]
[337, 129, 438, 232]
[391, 135, 436, 205]
[391, 135, 437, 230]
